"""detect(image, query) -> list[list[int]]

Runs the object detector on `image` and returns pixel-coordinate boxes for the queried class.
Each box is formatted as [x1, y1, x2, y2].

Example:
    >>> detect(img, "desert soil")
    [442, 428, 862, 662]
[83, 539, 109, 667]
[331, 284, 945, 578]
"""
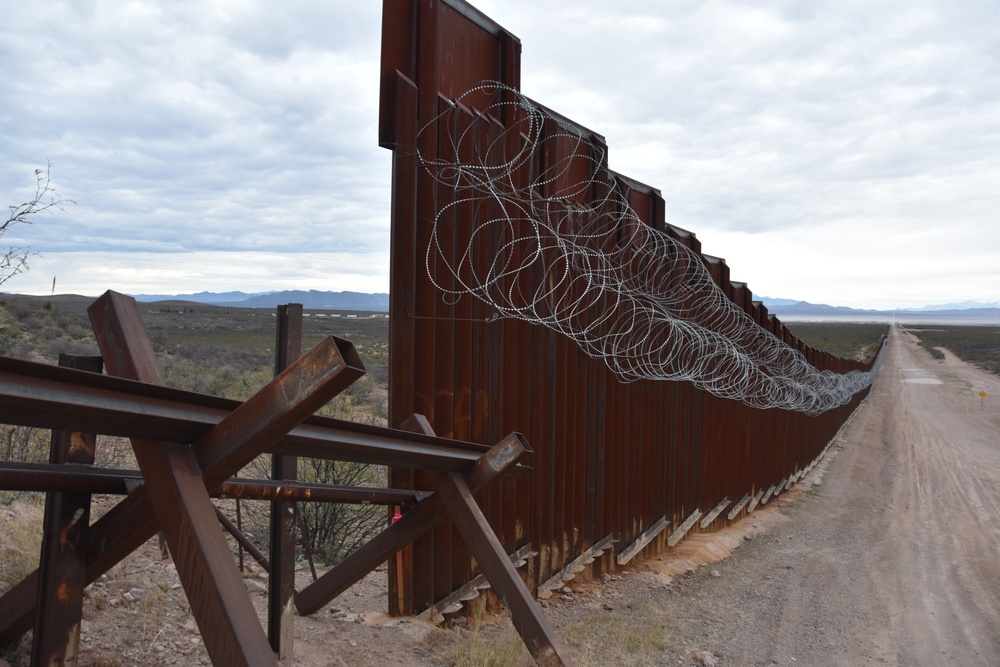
[15, 324, 1000, 666]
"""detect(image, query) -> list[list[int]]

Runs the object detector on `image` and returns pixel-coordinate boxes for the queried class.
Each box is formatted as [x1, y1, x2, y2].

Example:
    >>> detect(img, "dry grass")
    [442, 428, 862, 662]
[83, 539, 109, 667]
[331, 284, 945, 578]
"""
[0, 498, 44, 666]
[430, 618, 532, 667]
[428, 592, 675, 667]
[0, 499, 44, 589]
[561, 602, 675, 666]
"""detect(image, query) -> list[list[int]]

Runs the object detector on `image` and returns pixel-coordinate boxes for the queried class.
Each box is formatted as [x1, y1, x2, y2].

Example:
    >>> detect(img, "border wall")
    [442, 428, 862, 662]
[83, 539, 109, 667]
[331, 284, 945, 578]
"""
[380, 0, 877, 615]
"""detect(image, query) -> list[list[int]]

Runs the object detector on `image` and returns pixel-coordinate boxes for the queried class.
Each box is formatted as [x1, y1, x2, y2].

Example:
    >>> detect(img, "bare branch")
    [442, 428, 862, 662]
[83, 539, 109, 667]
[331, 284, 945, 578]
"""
[2, 161, 75, 286]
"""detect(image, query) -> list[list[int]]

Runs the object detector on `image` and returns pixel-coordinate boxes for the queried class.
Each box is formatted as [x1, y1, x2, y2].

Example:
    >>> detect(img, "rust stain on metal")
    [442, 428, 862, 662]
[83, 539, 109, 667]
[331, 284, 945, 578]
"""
[68, 432, 94, 459]
[58, 508, 85, 549]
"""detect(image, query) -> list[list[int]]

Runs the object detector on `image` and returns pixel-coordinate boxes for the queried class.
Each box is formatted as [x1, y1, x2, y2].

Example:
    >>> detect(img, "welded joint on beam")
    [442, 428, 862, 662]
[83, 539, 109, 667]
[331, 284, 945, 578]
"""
[747, 489, 765, 514]
[417, 544, 537, 625]
[727, 494, 752, 521]
[539, 534, 616, 599]
[699, 498, 731, 529]
[667, 510, 703, 548]
[617, 518, 670, 566]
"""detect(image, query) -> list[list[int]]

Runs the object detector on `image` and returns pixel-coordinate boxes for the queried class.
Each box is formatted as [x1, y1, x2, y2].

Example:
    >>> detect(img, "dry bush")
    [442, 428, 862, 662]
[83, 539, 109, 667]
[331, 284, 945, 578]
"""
[1, 425, 49, 465]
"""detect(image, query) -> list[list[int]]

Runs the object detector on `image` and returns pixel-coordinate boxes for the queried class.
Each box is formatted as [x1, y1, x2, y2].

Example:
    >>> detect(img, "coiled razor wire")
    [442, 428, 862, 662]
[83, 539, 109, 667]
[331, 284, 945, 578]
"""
[415, 82, 879, 415]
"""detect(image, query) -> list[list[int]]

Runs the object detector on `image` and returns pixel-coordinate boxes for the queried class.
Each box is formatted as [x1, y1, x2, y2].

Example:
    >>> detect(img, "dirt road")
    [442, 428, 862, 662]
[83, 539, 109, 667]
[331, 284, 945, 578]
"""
[645, 324, 1000, 665]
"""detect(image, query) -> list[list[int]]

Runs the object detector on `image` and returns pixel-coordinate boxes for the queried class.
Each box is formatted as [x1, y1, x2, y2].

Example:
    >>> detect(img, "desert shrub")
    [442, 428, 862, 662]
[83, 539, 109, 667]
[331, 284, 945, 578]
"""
[322, 375, 388, 426]
[0, 315, 15, 355]
[296, 458, 387, 566]
[907, 325, 1000, 375]
[40, 325, 64, 341]
[162, 360, 271, 400]
[93, 435, 138, 470]
[45, 336, 99, 359]
[784, 322, 888, 362]
[1, 425, 49, 466]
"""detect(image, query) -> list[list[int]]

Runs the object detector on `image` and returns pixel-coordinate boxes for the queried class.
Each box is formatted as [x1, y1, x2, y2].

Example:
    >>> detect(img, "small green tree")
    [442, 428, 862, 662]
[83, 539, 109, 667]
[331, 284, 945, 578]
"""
[3, 162, 73, 285]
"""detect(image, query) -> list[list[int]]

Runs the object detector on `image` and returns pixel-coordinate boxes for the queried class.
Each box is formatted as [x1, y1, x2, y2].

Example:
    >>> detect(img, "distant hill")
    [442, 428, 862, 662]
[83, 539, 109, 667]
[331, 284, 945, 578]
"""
[763, 300, 882, 316]
[757, 296, 801, 308]
[131, 290, 390, 311]
[761, 299, 1000, 324]
[131, 290, 275, 304]
[898, 299, 1000, 312]
[9, 289, 995, 322]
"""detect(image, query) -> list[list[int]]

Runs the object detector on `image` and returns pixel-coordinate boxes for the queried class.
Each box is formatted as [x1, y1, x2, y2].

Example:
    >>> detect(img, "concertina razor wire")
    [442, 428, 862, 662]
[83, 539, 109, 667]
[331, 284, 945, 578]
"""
[415, 81, 879, 415]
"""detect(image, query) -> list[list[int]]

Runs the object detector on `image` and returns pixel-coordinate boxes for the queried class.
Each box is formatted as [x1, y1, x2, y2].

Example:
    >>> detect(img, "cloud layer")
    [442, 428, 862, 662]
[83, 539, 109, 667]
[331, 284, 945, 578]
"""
[2, 1, 997, 309]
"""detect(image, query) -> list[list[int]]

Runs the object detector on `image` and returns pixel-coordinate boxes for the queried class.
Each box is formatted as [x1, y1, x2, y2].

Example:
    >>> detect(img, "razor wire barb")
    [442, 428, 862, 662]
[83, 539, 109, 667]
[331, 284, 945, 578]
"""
[415, 81, 878, 415]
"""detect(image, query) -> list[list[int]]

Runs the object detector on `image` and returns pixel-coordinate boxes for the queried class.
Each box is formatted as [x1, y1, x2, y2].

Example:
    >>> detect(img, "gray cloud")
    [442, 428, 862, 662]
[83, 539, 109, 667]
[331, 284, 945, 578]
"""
[2, 1, 997, 309]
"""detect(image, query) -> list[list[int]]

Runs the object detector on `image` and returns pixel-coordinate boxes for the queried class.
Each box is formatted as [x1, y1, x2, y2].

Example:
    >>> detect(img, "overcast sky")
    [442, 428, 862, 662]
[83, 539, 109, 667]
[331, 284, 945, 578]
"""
[2, 1, 997, 310]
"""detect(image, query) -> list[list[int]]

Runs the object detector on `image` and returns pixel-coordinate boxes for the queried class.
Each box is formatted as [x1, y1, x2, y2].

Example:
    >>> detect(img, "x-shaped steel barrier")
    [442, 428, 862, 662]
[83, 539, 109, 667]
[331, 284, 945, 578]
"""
[0, 291, 571, 666]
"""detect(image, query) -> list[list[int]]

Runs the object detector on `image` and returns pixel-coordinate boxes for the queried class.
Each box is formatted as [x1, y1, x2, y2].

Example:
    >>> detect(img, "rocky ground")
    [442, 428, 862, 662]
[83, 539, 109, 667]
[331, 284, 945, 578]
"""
[5, 324, 1000, 666]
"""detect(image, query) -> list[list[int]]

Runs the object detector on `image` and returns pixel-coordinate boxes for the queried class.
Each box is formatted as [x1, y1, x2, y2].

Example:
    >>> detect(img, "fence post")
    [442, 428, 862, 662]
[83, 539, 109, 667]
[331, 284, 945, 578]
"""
[269, 303, 303, 659]
[31, 354, 102, 665]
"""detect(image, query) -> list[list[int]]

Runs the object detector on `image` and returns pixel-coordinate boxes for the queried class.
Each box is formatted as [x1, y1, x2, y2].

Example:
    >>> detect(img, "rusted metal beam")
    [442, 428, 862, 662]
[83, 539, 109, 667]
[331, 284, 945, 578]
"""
[295, 431, 530, 615]
[0, 462, 429, 505]
[219, 479, 430, 506]
[616, 516, 670, 566]
[269, 302, 302, 660]
[215, 505, 270, 572]
[137, 440, 279, 666]
[31, 354, 102, 666]
[89, 290, 280, 667]
[0, 356, 494, 470]
[428, 468, 571, 666]
[0, 461, 131, 494]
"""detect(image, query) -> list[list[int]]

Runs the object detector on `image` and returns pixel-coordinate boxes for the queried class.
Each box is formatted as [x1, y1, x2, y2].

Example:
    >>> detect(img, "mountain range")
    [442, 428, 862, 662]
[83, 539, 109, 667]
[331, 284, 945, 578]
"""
[758, 297, 1000, 323]
[132, 290, 390, 311]
[123, 290, 1000, 322]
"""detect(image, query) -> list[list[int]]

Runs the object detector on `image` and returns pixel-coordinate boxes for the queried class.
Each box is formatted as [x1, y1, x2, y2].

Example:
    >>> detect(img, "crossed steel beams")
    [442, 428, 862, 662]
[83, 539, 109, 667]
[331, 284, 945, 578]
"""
[0, 461, 431, 505]
[0, 291, 570, 666]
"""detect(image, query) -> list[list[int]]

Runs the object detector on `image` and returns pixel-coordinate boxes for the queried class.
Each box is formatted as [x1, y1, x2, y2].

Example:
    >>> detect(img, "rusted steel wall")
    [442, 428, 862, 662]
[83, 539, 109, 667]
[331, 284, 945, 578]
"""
[381, 0, 876, 613]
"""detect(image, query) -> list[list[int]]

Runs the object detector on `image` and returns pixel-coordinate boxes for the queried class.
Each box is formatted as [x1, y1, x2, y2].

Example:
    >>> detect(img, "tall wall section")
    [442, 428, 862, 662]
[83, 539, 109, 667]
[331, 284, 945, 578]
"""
[379, 0, 877, 614]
